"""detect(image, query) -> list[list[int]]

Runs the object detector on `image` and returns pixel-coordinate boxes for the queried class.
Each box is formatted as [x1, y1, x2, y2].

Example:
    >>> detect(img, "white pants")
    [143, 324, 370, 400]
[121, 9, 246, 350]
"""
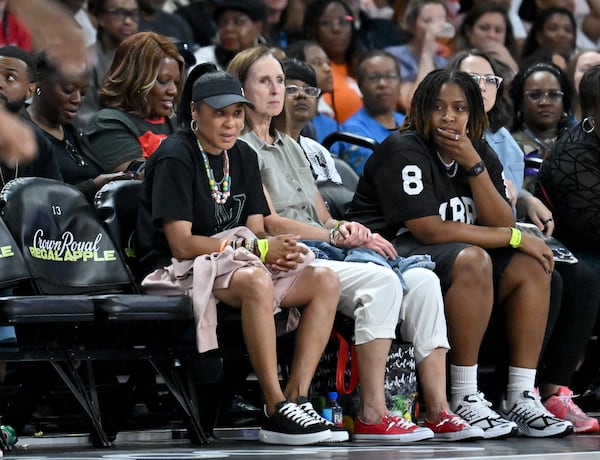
[310, 260, 449, 363]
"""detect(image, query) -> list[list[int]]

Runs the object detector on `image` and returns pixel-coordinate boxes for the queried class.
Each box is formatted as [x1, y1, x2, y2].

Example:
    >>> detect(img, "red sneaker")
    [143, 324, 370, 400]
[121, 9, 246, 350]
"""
[424, 409, 485, 441]
[353, 414, 434, 442]
[543, 386, 600, 433]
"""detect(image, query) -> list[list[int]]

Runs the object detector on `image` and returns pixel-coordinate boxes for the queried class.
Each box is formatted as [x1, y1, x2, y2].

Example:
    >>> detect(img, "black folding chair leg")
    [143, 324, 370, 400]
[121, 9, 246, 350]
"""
[50, 356, 111, 447]
[149, 358, 210, 445]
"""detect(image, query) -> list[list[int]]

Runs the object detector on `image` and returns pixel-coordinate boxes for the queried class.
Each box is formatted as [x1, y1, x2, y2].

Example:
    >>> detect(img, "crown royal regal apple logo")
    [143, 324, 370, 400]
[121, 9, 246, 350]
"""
[28, 229, 117, 262]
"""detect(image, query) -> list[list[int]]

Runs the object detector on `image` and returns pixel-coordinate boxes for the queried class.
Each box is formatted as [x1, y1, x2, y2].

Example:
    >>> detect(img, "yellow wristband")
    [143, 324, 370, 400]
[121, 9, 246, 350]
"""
[509, 228, 522, 248]
[257, 239, 269, 263]
[334, 220, 346, 231]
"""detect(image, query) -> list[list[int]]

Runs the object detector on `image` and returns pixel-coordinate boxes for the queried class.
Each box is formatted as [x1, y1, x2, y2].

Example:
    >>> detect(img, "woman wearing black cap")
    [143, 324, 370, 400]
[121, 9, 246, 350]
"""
[192, 0, 267, 71]
[136, 69, 340, 446]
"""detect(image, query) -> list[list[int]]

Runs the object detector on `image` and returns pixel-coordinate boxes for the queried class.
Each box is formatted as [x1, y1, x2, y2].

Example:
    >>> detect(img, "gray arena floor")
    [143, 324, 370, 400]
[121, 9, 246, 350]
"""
[5, 429, 600, 460]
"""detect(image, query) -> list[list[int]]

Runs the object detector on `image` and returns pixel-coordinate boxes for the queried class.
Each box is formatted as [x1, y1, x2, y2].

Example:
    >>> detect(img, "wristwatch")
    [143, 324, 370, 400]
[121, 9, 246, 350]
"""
[465, 161, 486, 177]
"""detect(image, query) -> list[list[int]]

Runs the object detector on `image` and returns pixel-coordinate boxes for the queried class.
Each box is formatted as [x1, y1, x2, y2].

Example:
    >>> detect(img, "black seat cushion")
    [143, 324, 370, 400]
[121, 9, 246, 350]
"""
[93, 294, 193, 321]
[0, 295, 94, 323]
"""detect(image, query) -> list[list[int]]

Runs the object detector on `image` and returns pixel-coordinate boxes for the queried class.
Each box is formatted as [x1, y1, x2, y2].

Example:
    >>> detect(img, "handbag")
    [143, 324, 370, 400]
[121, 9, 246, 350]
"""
[311, 331, 418, 421]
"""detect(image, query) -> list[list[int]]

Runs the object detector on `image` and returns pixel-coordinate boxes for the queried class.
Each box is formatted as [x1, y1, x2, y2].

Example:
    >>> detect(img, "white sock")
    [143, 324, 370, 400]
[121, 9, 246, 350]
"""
[506, 366, 537, 407]
[450, 364, 478, 407]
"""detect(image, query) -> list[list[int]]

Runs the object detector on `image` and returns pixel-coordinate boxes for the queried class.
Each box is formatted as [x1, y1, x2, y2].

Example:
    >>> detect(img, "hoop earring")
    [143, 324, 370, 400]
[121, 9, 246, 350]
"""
[190, 119, 199, 133]
[582, 117, 596, 134]
[35, 87, 41, 96]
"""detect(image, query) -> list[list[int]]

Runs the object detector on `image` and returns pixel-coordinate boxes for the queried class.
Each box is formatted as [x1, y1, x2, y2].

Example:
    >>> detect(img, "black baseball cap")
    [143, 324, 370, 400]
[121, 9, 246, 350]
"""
[213, 0, 267, 23]
[192, 71, 254, 110]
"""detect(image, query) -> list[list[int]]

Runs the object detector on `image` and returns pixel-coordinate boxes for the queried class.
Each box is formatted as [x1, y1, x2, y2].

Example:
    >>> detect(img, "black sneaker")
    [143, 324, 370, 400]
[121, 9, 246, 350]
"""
[259, 401, 332, 445]
[297, 396, 349, 442]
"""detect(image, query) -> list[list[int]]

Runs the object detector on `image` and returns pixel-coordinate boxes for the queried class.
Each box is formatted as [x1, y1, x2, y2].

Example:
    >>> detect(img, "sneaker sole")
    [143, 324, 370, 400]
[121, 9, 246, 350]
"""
[574, 423, 600, 434]
[325, 430, 350, 442]
[432, 427, 485, 442]
[482, 423, 519, 440]
[353, 430, 434, 442]
[258, 428, 332, 445]
[515, 423, 574, 438]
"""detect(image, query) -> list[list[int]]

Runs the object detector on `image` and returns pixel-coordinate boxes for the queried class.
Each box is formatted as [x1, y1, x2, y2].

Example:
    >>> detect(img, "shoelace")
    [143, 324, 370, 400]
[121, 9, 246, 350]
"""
[462, 393, 501, 419]
[440, 413, 465, 428]
[280, 403, 321, 427]
[554, 392, 586, 416]
[512, 394, 556, 420]
[387, 415, 416, 430]
[299, 402, 333, 426]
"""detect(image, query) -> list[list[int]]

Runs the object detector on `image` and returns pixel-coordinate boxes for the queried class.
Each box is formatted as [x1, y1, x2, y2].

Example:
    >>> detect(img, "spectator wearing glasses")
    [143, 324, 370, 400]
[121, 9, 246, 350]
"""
[76, 0, 140, 129]
[510, 62, 574, 193]
[285, 40, 338, 144]
[282, 58, 342, 185]
[449, 50, 600, 435]
[303, 0, 366, 124]
[336, 50, 405, 174]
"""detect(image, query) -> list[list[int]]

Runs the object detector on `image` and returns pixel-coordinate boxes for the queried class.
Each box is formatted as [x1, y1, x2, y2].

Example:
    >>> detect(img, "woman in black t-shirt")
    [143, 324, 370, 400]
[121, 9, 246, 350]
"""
[347, 68, 573, 438]
[137, 70, 340, 446]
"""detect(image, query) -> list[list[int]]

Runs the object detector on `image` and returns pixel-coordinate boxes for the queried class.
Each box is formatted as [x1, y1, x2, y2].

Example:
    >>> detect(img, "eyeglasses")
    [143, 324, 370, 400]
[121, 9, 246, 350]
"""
[364, 73, 400, 83]
[524, 89, 564, 103]
[102, 8, 140, 22]
[285, 84, 321, 98]
[469, 74, 503, 88]
[65, 139, 85, 167]
[318, 15, 354, 29]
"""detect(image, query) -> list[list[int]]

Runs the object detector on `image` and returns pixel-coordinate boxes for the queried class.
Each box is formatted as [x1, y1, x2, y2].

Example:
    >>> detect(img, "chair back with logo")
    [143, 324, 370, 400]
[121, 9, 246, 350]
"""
[0, 178, 132, 295]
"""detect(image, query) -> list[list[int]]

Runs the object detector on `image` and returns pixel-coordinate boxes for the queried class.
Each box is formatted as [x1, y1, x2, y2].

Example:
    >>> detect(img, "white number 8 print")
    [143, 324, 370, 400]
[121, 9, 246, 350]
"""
[402, 165, 424, 195]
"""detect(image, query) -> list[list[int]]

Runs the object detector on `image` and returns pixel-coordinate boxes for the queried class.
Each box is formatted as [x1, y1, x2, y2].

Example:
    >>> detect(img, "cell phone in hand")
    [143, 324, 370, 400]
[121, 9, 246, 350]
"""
[125, 159, 146, 177]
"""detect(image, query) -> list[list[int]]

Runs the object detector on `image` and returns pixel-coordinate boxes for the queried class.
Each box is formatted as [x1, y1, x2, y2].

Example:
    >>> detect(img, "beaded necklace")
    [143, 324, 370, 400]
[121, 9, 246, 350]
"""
[196, 138, 231, 205]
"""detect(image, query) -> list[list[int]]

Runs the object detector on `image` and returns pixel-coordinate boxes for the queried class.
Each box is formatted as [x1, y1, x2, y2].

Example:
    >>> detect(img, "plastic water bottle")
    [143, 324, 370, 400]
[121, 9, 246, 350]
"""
[322, 391, 343, 427]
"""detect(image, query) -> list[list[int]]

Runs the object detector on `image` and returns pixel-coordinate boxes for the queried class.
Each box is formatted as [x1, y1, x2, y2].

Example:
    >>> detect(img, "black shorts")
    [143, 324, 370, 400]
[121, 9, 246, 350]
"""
[393, 233, 516, 295]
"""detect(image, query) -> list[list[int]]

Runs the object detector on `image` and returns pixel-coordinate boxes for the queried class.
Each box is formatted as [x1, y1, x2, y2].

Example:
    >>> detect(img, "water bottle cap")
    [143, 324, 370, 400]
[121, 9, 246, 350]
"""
[327, 391, 338, 399]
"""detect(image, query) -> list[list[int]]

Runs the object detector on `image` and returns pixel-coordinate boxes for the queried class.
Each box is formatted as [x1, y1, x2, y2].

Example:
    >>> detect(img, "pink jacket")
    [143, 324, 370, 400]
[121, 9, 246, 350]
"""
[141, 226, 314, 353]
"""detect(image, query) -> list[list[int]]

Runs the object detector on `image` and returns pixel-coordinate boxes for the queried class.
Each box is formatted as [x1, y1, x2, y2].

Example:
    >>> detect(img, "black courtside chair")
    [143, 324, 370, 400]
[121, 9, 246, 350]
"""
[0, 178, 207, 446]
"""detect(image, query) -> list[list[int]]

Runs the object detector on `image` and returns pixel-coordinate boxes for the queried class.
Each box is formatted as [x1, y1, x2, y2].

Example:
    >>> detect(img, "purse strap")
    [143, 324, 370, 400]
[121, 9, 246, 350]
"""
[332, 330, 360, 395]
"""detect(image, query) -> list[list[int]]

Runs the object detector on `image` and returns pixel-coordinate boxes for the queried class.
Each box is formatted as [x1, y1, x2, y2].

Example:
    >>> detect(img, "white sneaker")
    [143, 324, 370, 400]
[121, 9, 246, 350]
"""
[498, 390, 574, 438]
[452, 392, 518, 439]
